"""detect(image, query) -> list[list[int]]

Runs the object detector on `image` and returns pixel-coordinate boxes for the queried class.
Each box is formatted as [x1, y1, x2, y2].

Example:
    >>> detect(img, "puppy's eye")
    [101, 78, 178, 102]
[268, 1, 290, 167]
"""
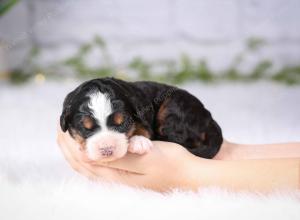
[82, 116, 94, 130]
[113, 112, 124, 126]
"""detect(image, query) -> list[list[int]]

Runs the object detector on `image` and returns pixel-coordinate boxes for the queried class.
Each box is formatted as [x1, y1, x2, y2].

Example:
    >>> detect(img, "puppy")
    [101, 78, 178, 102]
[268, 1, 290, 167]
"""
[60, 77, 223, 161]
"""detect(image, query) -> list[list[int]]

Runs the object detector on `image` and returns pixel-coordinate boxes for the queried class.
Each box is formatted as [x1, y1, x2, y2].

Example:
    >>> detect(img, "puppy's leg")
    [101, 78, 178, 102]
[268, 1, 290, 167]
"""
[155, 90, 223, 159]
[128, 135, 153, 154]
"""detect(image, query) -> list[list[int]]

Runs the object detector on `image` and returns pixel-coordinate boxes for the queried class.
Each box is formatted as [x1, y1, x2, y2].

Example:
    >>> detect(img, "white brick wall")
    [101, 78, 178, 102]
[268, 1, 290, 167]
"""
[0, 0, 300, 71]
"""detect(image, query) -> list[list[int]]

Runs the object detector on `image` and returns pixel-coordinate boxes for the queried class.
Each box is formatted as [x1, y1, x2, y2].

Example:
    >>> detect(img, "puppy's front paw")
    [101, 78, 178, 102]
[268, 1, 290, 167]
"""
[128, 135, 153, 154]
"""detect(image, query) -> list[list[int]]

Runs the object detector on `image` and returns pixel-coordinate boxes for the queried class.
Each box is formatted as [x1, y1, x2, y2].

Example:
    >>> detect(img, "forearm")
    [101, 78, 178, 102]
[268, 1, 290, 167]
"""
[215, 140, 300, 160]
[183, 155, 300, 192]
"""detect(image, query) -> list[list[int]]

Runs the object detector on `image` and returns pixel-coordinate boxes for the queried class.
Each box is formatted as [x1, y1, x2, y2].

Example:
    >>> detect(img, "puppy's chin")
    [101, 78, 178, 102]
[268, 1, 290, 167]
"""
[85, 130, 129, 162]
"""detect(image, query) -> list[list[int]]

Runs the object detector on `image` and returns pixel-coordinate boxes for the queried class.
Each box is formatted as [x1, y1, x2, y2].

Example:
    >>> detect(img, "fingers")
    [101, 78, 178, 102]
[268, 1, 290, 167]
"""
[57, 123, 149, 174]
[98, 141, 187, 174]
[56, 123, 142, 185]
[57, 126, 98, 179]
[122, 141, 191, 186]
[93, 153, 148, 174]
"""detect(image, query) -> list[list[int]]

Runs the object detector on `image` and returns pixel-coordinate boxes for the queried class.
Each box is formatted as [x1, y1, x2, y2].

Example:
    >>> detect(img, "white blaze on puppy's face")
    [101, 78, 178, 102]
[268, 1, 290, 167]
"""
[86, 91, 129, 161]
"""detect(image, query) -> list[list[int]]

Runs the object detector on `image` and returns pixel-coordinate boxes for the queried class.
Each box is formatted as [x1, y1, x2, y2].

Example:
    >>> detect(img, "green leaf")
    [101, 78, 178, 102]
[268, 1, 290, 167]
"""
[94, 35, 106, 48]
[246, 37, 266, 51]
[9, 69, 32, 84]
[0, 0, 20, 17]
[196, 60, 213, 82]
[78, 43, 92, 56]
[272, 66, 300, 85]
[249, 60, 272, 79]
[128, 57, 151, 79]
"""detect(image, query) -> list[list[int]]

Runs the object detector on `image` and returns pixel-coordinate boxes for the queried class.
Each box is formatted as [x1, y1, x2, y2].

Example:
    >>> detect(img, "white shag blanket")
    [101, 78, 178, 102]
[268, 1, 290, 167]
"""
[0, 80, 299, 220]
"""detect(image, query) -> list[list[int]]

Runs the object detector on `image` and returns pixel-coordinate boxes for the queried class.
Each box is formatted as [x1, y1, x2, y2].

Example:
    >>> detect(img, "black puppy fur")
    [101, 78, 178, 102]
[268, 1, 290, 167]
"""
[60, 77, 223, 159]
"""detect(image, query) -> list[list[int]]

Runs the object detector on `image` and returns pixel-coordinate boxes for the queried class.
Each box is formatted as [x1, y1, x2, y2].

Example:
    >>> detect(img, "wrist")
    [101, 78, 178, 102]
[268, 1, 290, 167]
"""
[177, 152, 215, 190]
[213, 140, 237, 160]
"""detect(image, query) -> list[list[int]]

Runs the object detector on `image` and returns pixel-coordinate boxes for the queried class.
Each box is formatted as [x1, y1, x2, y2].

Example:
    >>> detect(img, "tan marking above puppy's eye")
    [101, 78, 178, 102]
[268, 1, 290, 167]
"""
[82, 116, 94, 130]
[113, 112, 124, 125]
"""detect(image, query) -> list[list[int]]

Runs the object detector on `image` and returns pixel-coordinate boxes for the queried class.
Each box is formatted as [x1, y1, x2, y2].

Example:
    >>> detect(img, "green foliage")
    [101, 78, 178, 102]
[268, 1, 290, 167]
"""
[6, 35, 300, 86]
[127, 55, 215, 84]
[224, 67, 242, 81]
[249, 60, 272, 79]
[7, 46, 40, 83]
[9, 69, 31, 84]
[0, 0, 19, 16]
[195, 60, 214, 82]
[129, 57, 151, 80]
[63, 36, 113, 79]
[246, 37, 266, 51]
[272, 66, 300, 85]
[94, 35, 106, 48]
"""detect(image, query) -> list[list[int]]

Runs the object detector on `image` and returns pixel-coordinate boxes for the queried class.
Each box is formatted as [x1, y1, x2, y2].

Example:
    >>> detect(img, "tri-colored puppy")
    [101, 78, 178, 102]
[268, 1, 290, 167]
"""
[60, 77, 223, 161]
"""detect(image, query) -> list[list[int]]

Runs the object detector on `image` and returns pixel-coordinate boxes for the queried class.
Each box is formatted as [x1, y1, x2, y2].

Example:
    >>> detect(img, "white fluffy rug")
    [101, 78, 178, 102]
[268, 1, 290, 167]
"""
[0, 80, 300, 220]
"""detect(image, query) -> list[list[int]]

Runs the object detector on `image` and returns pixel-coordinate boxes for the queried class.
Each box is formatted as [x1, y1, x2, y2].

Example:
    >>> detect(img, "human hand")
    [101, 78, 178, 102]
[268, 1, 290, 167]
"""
[56, 125, 195, 191]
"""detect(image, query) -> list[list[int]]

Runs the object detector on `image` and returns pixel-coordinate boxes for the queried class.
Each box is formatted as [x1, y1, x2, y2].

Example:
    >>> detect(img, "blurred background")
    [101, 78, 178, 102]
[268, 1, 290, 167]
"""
[1, 0, 300, 84]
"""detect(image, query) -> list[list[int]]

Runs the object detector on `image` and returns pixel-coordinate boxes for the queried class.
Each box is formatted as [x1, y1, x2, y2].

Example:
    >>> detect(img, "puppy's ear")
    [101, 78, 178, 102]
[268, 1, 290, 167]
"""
[60, 91, 75, 132]
[60, 109, 70, 132]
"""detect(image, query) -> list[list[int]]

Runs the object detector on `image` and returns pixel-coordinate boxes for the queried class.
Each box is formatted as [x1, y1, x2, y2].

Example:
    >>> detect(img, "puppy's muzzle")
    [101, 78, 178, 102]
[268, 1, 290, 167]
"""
[86, 130, 128, 161]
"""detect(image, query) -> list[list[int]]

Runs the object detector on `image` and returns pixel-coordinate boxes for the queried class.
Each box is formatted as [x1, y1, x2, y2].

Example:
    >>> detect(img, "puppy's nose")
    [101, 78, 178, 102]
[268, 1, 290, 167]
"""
[99, 146, 114, 157]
